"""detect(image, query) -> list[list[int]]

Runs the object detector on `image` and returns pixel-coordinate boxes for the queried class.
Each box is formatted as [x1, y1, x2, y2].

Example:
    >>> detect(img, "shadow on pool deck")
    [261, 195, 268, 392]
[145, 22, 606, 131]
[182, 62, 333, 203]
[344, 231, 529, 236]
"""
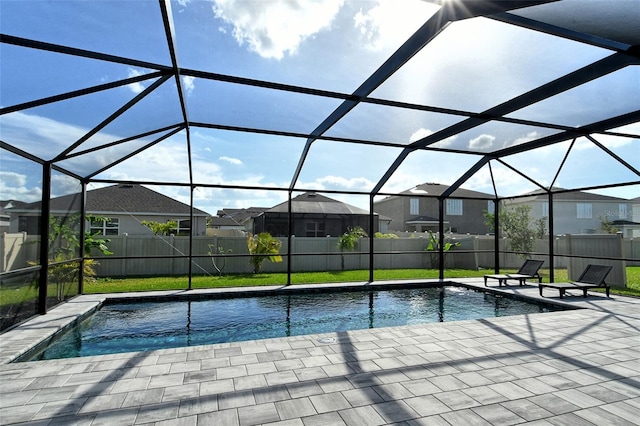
[1, 278, 640, 424]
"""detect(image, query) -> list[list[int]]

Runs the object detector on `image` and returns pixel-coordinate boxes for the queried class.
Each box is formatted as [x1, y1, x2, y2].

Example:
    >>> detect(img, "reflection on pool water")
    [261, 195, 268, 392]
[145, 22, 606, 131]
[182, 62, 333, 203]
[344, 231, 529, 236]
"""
[28, 286, 567, 360]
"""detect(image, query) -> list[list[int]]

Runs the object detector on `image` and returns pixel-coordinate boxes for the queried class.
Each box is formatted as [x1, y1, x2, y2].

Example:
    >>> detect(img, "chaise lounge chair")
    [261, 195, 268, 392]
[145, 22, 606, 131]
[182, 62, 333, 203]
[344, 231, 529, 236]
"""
[484, 259, 544, 287]
[538, 264, 612, 298]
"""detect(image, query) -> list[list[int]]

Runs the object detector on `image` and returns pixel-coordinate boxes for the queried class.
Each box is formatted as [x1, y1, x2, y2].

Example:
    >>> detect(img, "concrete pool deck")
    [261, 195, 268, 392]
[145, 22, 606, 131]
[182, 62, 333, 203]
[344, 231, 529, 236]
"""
[1, 279, 639, 425]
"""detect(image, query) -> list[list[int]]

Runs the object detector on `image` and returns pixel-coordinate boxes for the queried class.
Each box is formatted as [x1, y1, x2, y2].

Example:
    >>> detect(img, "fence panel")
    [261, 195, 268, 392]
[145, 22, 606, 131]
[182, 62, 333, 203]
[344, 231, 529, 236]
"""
[624, 238, 640, 267]
[561, 234, 626, 287]
[1, 233, 39, 272]
[4, 234, 633, 288]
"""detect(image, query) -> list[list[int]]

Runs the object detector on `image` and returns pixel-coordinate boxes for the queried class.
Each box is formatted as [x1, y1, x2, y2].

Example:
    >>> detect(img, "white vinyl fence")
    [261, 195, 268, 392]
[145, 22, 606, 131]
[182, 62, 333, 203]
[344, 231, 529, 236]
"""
[2, 232, 637, 287]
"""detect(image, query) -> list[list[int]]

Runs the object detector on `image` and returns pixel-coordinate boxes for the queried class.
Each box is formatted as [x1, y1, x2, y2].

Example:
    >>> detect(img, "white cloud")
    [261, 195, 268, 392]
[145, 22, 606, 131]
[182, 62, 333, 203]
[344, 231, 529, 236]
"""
[315, 175, 374, 190]
[212, 0, 344, 59]
[409, 128, 433, 143]
[507, 131, 540, 148]
[0, 171, 27, 188]
[50, 174, 83, 198]
[410, 127, 457, 147]
[1, 111, 88, 157]
[353, 0, 438, 51]
[127, 68, 146, 94]
[468, 134, 495, 150]
[101, 137, 194, 184]
[182, 75, 195, 95]
[219, 155, 242, 165]
[0, 171, 41, 202]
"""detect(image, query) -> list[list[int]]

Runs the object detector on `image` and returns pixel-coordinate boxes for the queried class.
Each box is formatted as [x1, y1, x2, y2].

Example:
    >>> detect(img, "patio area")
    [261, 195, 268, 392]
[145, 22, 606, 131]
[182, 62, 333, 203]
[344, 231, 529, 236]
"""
[1, 280, 639, 425]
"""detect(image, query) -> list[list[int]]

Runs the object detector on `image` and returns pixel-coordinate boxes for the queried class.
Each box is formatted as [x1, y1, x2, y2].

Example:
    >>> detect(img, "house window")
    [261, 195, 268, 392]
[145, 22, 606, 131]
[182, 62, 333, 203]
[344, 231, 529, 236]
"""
[486, 200, 495, 215]
[305, 221, 325, 237]
[576, 203, 592, 219]
[619, 203, 628, 220]
[172, 219, 191, 236]
[446, 199, 463, 216]
[90, 217, 119, 235]
[410, 198, 419, 216]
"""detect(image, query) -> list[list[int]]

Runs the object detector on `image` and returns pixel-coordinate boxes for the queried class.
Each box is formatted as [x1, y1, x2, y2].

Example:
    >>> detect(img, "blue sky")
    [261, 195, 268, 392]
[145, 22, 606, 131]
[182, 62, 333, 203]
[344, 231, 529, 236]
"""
[1, 0, 638, 215]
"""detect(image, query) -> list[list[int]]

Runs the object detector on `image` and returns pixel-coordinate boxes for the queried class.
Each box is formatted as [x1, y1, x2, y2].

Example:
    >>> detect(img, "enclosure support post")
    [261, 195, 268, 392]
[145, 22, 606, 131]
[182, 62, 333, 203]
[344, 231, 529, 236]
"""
[438, 198, 444, 280]
[38, 163, 51, 314]
[548, 192, 555, 283]
[286, 191, 292, 286]
[78, 181, 87, 294]
[494, 199, 500, 274]
[369, 195, 374, 283]
[188, 186, 194, 290]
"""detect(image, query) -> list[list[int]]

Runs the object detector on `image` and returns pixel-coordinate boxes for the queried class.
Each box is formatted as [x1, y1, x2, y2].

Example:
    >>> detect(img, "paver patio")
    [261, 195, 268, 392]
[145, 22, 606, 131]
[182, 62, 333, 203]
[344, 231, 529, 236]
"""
[1, 279, 639, 425]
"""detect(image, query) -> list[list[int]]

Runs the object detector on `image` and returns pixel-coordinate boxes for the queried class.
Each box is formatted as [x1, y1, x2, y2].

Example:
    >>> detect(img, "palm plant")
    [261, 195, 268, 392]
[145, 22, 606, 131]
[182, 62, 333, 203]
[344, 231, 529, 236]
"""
[247, 232, 282, 274]
[425, 230, 460, 268]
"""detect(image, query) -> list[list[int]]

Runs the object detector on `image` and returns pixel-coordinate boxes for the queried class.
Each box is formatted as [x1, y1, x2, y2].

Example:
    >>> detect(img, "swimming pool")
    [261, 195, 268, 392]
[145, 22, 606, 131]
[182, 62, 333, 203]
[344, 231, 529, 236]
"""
[26, 285, 568, 361]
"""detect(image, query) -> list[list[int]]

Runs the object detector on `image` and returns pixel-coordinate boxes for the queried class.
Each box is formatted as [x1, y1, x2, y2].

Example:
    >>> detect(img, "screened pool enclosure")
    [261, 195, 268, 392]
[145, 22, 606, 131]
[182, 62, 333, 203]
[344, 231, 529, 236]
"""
[1, 0, 639, 330]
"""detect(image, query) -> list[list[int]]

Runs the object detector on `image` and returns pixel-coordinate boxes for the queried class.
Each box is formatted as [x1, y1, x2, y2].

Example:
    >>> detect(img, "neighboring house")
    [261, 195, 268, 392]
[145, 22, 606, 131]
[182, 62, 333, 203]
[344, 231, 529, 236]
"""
[7, 184, 210, 236]
[207, 207, 270, 237]
[213, 207, 270, 230]
[374, 183, 495, 235]
[505, 189, 637, 236]
[604, 195, 640, 238]
[208, 216, 247, 232]
[252, 192, 381, 237]
[1, 200, 27, 234]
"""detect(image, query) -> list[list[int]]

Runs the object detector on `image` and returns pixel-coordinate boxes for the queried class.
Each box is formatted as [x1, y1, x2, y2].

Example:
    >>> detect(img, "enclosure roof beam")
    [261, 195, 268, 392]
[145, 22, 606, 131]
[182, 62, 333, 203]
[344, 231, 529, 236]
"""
[492, 109, 640, 158]
[441, 156, 491, 200]
[372, 51, 636, 195]
[0, 71, 166, 116]
[52, 75, 173, 162]
[0, 33, 171, 71]
[85, 125, 185, 180]
[289, 0, 553, 191]
[490, 12, 631, 52]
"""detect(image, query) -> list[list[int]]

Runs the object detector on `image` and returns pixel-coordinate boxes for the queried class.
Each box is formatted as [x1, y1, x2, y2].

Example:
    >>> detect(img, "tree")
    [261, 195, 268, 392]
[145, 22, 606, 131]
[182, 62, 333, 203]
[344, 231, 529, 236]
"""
[141, 220, 178, 236]
[484, 205, 546, 258]
[337, 226, 367, 271]
[208, 244, 232, 277]
[599, 215, 620, 234]
[32, 214, 112, 300]
[247, 232, 282, 274]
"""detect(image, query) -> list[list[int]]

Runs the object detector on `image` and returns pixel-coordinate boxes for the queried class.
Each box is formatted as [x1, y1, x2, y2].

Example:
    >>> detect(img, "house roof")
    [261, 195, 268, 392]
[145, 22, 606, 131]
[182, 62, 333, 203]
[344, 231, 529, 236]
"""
[612, 220, 640, 226]
[1, 200, 29, 214]
[521, 188, 632, 202]
[267, 192, 373, 215]
[208, 216, 246, 227]
[11, 184, 210, 217]
[377, 183, 495, 202]
[216, 207, 270, 224]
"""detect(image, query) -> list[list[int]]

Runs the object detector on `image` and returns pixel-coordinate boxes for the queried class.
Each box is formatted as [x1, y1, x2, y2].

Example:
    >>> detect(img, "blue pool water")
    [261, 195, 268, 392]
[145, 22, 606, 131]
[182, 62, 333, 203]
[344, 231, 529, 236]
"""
[28, 286, 566, 360]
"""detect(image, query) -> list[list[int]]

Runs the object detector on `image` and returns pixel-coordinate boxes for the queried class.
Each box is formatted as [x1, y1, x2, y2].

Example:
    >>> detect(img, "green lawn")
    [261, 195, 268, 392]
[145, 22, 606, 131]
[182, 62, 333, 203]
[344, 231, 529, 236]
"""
[82, 267, 640, 297]
[4, 267, 637, 308]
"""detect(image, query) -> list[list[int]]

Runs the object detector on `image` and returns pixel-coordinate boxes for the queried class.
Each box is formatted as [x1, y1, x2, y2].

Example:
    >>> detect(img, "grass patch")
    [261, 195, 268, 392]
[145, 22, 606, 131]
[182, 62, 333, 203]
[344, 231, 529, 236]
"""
[5, 267, 636, 300]
[84, 269, 489, 293]
[82, 267, 640, 297]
